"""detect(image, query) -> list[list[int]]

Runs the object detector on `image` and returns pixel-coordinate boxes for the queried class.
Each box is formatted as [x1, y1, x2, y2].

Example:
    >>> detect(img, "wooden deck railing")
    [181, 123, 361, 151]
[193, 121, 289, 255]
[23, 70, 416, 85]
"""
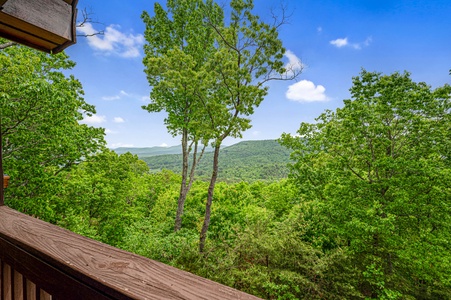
[0, 205, 261, 300]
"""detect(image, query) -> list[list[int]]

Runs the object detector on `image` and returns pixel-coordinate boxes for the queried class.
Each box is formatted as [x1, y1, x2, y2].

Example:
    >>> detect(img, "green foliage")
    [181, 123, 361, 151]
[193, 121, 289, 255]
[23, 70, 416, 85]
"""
[141, 0, 221, 139]
[117, 172, 362, 299]
[4, 27, 450, 300]
[142, 0, 299, 247]
[142, 0, 225, 231]
[280, 70, 451, 298]
[0, 41, 105, 221]
[39, 69, 447, 300]
[56, 150, 150, 246]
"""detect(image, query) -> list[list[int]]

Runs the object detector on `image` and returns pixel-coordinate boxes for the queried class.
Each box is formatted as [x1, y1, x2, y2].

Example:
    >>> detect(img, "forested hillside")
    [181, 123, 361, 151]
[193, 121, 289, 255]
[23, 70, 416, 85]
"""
[2, 2, 451, 298]
[2, 41, 451, 299]
[125, 140, 291, 182]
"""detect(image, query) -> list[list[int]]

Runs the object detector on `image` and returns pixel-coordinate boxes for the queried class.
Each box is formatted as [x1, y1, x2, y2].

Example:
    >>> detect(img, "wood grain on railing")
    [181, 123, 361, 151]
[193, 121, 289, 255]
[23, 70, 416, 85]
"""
[0, 206, 261, 300]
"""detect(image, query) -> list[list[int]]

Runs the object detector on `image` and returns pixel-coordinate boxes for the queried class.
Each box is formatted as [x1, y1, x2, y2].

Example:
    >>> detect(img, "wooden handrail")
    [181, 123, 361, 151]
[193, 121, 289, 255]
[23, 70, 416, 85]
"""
[0, 206, 261, 299]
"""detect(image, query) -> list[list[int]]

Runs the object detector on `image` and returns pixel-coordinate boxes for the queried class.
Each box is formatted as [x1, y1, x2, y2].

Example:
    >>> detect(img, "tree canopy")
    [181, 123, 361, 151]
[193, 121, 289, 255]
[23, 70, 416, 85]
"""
[280, 70, 451, 299]
[0, 41, 105, 220]
[142, 0, 301, 249]
[2, 41, 450, 298]
[142, 0, 223, 232]
[197, 0, 301, 252]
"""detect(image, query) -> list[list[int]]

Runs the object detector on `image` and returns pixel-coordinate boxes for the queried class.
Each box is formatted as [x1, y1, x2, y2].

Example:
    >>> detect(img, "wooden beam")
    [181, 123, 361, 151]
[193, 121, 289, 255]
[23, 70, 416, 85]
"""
[0, 0, 77, 53]
[0, 23, 59, 51]
[1, 0, 72, 39]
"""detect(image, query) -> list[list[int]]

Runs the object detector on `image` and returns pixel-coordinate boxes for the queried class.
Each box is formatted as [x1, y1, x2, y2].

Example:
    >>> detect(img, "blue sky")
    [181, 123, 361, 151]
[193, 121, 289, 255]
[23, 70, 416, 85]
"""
[66, 0, 451, 148]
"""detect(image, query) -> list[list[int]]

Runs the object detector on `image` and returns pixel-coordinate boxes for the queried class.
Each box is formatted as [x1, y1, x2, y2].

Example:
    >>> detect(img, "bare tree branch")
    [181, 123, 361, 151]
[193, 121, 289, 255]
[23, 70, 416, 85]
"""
[0, 41, 16, 49]
[76, 7, 104, 37]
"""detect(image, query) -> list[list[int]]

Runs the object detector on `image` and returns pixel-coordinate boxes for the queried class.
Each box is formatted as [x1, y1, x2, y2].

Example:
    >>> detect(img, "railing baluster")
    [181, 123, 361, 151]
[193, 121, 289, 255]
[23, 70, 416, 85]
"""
[13, 268, 23, 300]
[3, 262, 12, 300]
[26, 280, 35, 300]
[39, 289, 51, 300]
[10, 264, 14, 300]
[0, 261, 31, 300]
[22, 274, 27, 300]
[1, 259, 3, 300]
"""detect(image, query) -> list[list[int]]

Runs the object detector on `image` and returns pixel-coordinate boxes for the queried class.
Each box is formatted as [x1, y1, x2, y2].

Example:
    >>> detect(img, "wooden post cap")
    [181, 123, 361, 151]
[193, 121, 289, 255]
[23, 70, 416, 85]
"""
[3, 175, 10, 188]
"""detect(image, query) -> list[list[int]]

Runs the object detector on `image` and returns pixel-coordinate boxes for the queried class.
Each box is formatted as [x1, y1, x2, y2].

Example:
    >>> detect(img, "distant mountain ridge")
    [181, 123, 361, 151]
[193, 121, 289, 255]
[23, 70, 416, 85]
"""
[113, 140, 291, 182]
[114, 145, 190, 157]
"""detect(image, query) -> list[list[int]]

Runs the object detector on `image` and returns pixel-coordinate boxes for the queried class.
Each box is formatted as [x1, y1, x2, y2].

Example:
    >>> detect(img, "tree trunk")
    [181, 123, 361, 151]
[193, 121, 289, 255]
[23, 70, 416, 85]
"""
[174, 130, 189, 231]
[187, 143, 206, 191]
[175, 185, 188, 231]
[199, 144, 220, 253]
[175, 135, 205, 231]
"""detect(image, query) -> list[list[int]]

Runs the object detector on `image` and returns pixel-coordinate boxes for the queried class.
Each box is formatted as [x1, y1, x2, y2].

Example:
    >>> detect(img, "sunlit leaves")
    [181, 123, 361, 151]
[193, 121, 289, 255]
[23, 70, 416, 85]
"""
[0, 41, 105, 219]
[280, 70, 451, 298]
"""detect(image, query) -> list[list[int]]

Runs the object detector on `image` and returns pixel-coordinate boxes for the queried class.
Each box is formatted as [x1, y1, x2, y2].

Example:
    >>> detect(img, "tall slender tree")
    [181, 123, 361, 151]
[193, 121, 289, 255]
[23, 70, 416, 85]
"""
[142, 0, 223, 232]
[142, 0, 301, 248]
[198, 0, 301, 252]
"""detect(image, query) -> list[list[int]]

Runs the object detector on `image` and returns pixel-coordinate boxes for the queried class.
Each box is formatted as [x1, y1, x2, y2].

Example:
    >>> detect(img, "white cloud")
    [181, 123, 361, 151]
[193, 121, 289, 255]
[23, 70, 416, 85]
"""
[160, 143, 169, 147]
[102, 95, 121, 101]
[77, 23, 144, 58]
[114, 117, 125, 123]
[81, 114, 106, 124]
[330, 36, 372, 50]
[102, 90, 146, 102]
[286, 80, 329, 102]
[317, 26, 323, 33]
[330, 37, 348, 48]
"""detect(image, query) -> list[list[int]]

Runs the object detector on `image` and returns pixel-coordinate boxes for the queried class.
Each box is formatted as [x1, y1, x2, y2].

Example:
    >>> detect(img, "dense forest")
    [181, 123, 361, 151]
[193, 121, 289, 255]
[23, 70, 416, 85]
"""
[116, 140, 291, 182]
[1, 0, 451, 298]
[2, 40, 450, 299]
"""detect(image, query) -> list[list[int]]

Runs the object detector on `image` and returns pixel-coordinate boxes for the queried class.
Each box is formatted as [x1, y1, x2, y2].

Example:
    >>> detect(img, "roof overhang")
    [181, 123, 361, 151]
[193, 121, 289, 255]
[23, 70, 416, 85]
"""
[0, 0, 78, 53]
